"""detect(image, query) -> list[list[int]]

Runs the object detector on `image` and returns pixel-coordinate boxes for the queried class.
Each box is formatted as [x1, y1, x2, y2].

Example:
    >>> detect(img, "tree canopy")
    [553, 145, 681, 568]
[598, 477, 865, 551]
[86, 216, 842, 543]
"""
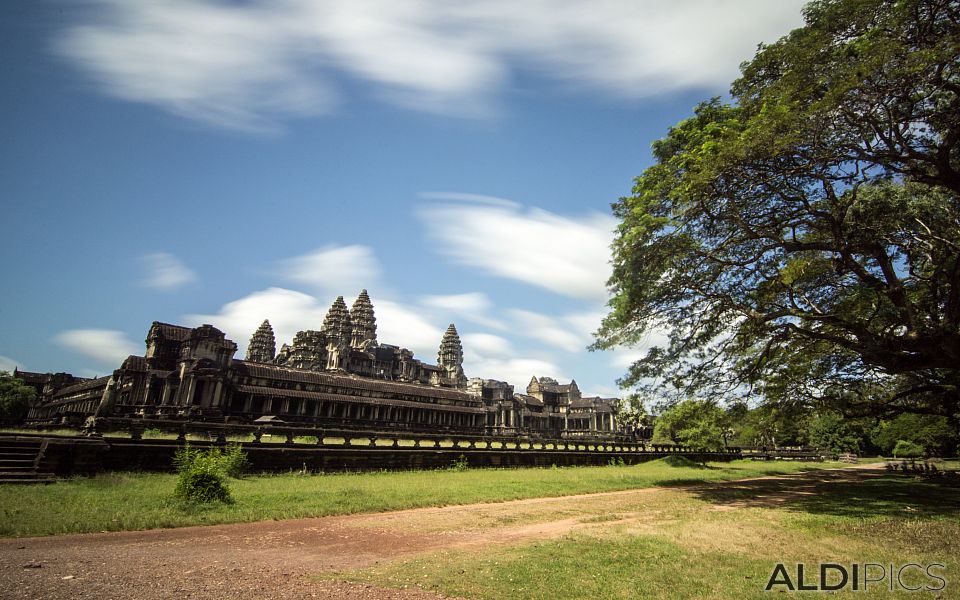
[595, 0, 960, 424]
[652, 399, 729, 451]
[0, 372, 35, 426]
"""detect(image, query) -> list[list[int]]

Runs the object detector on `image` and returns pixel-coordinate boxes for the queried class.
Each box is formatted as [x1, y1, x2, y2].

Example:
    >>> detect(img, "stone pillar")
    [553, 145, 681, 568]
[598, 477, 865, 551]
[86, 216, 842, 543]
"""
[211, 380, 224, 408]
[160, 383, 173, 406]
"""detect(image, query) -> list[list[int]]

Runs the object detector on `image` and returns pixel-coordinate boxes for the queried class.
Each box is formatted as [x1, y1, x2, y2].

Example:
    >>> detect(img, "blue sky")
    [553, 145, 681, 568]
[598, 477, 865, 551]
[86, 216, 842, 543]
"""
[1, 1, 807, 397]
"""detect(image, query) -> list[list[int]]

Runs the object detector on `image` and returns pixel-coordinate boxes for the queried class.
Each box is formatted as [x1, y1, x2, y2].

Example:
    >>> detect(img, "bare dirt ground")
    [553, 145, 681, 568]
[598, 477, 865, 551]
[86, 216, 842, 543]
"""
[0, 465, 883, 600]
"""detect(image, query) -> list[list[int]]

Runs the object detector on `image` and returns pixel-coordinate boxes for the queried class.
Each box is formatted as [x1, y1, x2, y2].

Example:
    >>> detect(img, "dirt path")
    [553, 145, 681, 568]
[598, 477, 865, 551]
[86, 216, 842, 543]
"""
[0, 465, 883, 600]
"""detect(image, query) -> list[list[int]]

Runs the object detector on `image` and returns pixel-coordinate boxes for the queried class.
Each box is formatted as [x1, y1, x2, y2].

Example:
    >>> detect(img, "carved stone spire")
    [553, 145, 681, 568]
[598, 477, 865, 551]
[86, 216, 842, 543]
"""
[288, 330, 326, 371]
[438, 323, 466, 386]
[321, 296, 352, 344]
[245, 319, 276, 363]
[350, 289, 377, 349]
[322, 296, 352, 370]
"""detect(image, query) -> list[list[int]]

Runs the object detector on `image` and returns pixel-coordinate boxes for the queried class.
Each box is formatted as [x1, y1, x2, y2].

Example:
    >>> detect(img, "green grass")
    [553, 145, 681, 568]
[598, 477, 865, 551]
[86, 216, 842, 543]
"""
[336, 474, 959, 599]
[0, 459, 839, 538]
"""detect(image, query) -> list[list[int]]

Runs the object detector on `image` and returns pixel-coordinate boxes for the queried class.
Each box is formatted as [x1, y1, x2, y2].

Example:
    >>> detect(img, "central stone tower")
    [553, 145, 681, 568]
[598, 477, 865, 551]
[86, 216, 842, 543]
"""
[438, 323, 466, 387]
[322, 296, 352, 371]
[350, 289, 377, 349]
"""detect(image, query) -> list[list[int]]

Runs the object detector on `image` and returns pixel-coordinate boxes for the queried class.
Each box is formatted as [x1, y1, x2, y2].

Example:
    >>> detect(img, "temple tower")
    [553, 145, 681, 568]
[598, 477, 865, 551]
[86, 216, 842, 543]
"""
[245, 319, 276, 363]
[350, 289, 377, 349]
[438, 323, 466, 386]
[322, 296, 352, 371]
[287, 330, 326, 371]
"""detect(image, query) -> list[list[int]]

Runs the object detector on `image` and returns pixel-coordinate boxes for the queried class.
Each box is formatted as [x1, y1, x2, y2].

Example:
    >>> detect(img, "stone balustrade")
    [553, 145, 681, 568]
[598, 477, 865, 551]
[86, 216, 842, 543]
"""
[76, 416, 741, 458]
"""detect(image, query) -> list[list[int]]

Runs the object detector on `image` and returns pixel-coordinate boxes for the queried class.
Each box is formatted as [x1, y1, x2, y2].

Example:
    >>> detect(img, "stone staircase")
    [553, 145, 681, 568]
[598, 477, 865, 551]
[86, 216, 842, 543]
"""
[0, 438, 55, 484]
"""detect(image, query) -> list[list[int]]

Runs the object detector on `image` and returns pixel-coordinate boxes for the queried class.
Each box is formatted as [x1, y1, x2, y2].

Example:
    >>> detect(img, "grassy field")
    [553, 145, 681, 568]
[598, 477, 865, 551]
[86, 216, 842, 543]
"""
[0, 458, 840, 537]
[334, 473, 960, 599]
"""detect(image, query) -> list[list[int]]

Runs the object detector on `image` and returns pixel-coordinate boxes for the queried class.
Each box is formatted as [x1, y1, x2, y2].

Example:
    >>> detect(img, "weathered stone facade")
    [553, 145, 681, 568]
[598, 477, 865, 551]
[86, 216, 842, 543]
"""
[25, 291, 624, 438]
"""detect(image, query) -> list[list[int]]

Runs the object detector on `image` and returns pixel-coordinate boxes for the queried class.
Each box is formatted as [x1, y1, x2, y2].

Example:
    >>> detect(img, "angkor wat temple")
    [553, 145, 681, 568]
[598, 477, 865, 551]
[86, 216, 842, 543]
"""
[23, 291, 623, 438]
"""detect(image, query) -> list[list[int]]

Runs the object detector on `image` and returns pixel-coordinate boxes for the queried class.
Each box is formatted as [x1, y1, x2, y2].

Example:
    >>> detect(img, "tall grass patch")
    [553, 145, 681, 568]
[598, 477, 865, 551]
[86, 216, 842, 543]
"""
[1, 459, 839, 537]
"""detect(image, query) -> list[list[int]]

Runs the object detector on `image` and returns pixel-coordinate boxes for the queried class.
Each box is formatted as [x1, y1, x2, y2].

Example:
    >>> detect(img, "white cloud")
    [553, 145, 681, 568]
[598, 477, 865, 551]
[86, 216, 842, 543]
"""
[277, 245, 381, 298]
[466, 357, 564, 392]
[0, 355, 24, 373]
[462, 332, 514, 359]
[562, 310, 605, 341]
[608, 326, 672, 369]
[186, 287, 442, 360]
[186, 287, 330, 357]
[140, 252, 197, 291]
[507, 309, 592, 353]
[54, 329, 140, 368]
[418, 194, 617, 302]
[54, 0, 807, 131]
[419, 292, 506, 330]
[372, 298, 443, 358]
[460, 331, 559, 389]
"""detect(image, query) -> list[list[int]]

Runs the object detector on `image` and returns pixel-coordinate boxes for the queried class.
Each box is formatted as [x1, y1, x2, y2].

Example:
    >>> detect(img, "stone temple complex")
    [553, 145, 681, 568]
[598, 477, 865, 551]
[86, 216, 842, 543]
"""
[23, 291, 623, 438]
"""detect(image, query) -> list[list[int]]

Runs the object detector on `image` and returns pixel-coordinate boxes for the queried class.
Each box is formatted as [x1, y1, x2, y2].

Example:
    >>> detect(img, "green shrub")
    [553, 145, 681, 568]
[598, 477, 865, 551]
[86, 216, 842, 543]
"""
[892, 439, 924, 458]
[171, 444, 249, 504]
[174, 469, 232, 503]
[221, 443, 251, 478]
[448, 454, 469, 472]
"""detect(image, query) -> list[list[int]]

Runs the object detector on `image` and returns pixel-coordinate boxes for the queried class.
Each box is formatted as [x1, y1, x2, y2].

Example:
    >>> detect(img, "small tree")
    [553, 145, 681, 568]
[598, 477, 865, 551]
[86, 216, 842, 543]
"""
[892, 440, 924, 459]
[614, 392, 649, 431]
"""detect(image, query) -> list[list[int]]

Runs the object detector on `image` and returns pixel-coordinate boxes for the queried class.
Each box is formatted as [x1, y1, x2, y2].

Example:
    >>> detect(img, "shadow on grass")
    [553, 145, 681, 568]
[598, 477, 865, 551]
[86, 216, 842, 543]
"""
[651, 478, 721, 488]
[688, 470, 960, 519]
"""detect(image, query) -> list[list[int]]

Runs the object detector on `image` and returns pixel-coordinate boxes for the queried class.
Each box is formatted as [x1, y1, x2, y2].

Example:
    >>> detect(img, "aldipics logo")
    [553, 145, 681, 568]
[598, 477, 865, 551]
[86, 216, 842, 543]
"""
[765, 563, 947, 592]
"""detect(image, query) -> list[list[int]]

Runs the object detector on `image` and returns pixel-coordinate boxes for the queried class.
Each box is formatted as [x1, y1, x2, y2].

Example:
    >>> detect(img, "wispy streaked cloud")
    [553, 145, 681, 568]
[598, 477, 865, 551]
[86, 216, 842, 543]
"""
[467, 357, 564, 392]
[418, 194, 617, 302]
[54, 329, 140, 368]
[460, 331, 562, 389]
[186, 287, 330, 357]
[372, 298, 443, 357]
[277, 245, 381, 298]
[140, 252, 198, 291]
[419, 292, 506, 330]
[507, 309, 590, 353]
[0, 355, 24, 373]
[186, 287, 442, 360]
[53, 0, 806, 132]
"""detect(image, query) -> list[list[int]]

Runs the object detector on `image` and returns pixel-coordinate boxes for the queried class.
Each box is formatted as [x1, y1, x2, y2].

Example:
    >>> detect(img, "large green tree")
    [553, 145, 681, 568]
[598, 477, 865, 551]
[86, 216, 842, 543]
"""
[652, 399, 728, 451]
[0, 372, 35, 426]
[595, 0, 960, 424]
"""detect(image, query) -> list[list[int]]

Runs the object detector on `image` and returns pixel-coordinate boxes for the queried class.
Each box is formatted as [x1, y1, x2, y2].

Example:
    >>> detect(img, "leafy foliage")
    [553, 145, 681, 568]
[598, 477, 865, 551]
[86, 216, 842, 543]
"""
[807, 412, 862, 453]
[872, 413, 958, 456]
[595, 0, 960, 422]
[0, 371, 35, 426]
[173, 470, 231, 504]
[652, 399, 728, 451]
[892, 439, 925, 458]
[172, 444, 249, 504]
[448, 454, 469, 472]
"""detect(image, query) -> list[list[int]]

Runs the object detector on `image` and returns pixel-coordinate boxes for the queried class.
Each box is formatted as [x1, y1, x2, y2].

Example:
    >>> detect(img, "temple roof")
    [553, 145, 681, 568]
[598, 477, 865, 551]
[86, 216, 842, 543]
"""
[514, 393, 544, 406]
[50, 375, 111, 399]
[233, 360, 483, 405]
[148, 322, 192, 342]
[235, 385, 485, 414]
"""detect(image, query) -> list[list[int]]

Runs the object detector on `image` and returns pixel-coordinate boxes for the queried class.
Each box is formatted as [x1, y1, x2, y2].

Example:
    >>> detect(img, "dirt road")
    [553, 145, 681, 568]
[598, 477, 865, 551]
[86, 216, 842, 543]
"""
[0, 465, 883, 600]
